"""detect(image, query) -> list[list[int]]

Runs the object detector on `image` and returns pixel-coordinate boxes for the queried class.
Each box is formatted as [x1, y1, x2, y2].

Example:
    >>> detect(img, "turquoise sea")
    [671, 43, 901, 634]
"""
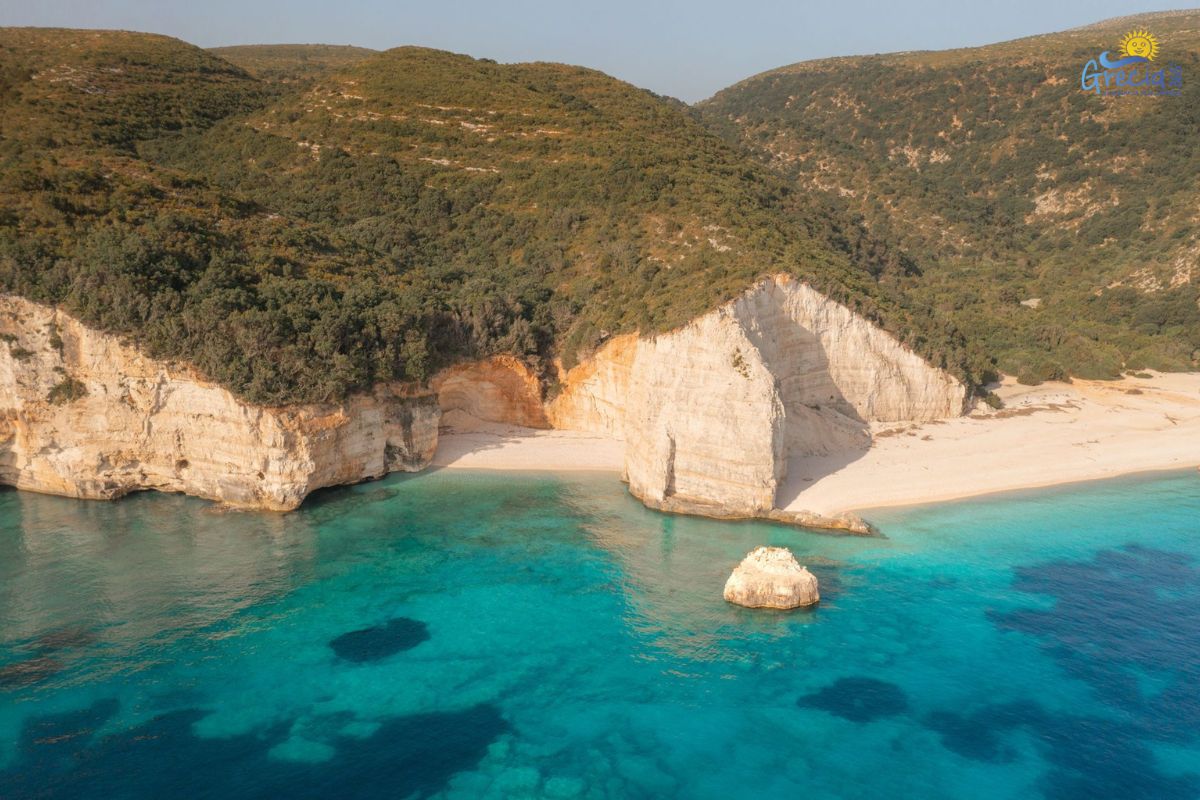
[1, 468, 1199, 799]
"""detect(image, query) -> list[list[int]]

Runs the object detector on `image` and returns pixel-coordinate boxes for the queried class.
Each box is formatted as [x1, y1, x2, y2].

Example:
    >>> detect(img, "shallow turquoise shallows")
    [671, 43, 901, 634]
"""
[2, 468, 1199, 799]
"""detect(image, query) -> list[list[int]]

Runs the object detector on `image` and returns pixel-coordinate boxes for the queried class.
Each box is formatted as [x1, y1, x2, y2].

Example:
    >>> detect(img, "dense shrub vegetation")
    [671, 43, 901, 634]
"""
[0, 30, 974, 404]
[701, 12, 1200, 381]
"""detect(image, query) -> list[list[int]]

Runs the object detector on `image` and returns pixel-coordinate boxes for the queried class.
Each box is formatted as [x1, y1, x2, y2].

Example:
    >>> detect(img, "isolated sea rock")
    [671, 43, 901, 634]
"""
[0, 295, 439, 510]
[723, 546, 820, 609]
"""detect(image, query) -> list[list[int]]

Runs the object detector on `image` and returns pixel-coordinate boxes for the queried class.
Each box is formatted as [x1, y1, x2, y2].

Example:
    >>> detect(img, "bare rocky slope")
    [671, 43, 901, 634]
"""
[2, 278, 966, 528]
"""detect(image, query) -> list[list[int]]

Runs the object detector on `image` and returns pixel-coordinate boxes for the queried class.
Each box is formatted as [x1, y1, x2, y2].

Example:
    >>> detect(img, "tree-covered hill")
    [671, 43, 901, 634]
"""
[701, 11, 1200, 382]
[0, 30, 969, 405]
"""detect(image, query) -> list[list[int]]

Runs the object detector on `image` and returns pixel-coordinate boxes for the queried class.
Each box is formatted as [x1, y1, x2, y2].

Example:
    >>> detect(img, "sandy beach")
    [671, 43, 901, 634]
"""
[781, 371, 1200, 515]
[435, 372, 1200, 515]
[431, 411, 625, 472]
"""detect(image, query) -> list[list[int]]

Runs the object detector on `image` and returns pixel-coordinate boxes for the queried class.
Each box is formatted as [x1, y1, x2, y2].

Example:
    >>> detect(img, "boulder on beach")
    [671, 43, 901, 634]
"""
[723, 546, 819, 609]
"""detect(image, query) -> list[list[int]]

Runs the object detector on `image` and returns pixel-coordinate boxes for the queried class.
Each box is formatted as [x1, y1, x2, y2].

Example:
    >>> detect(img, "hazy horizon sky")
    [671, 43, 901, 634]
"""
[0, 1, 1189, 101]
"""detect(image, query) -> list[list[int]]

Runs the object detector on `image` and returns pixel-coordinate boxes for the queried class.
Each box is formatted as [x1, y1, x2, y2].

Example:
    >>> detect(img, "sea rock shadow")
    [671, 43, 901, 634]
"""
[797, 676, 908, 723]
[329, 617, 430, 663]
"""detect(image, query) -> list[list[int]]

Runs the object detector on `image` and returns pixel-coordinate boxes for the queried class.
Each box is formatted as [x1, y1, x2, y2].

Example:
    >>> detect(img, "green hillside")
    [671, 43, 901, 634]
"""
[208, 44, 377, 84]
[0, 30, 969, 405]
[701, 11, 1200, 382]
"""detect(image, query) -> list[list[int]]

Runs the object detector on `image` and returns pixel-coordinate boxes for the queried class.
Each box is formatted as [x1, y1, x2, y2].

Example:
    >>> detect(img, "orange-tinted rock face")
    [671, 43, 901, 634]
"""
[431, 355, 549, 429]
[545, 335, 638, 437]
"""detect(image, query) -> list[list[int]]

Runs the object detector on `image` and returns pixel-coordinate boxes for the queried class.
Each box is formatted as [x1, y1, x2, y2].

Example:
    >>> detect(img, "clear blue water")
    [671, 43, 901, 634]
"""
[2, 468, 1199, 799]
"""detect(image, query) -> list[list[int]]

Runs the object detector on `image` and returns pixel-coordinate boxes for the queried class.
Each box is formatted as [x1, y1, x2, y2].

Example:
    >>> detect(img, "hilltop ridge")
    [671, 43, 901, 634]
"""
[208, 44, 377, 83]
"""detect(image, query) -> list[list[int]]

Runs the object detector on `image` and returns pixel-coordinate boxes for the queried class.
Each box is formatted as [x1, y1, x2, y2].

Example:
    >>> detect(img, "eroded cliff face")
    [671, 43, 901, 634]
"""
[549, 275, 968, 526]
[431, 356, 548, 430]
[0, 295, 438, 510]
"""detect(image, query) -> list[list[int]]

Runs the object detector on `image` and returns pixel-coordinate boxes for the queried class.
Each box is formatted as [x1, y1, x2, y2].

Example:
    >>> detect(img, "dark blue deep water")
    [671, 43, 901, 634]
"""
[2, 468, 1199, 798]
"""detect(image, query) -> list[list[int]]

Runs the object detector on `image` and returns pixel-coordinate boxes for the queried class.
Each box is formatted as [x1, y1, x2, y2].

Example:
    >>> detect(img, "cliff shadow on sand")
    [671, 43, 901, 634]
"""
[738, 292, 875, 513]
[430, 421, 543, 467]
[774, 447, 871, 513]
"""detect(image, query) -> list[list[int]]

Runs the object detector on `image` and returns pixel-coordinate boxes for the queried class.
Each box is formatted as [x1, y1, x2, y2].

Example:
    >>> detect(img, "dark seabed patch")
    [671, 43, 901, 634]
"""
[32, 626, 99, 653]
[921, 544, 1200, 800]
[0, 699, 508, 800]
[992, 544, 1200, 741]
[14, 697, 120, 774]
[1, 625, 98, 689]
[925, 700, 1200, 800]
[797, 676, 908, 723]
[329, 617, 430, 663]
[924, 700, 1044, 763]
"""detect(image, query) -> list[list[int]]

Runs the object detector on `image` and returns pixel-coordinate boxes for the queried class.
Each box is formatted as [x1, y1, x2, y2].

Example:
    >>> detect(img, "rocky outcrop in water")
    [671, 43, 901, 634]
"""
[549, 275, 967, 527]
[0, 295, 438, 510]
[723, 546, 820, 609]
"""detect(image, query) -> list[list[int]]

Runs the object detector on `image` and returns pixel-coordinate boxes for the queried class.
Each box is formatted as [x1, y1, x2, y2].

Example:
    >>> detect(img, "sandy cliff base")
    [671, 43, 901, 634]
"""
[432, 416, 624, 472]
[438, 372, 1200, 517]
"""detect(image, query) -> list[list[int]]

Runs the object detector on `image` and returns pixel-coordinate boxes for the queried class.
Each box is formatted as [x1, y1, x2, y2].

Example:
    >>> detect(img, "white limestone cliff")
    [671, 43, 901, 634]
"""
[0, 295, 438, 510]
[548, 274, 968, 529]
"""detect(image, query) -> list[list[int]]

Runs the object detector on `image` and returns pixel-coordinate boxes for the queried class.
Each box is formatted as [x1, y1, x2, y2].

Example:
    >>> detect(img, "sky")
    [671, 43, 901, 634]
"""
[0, 0, 1187, 101]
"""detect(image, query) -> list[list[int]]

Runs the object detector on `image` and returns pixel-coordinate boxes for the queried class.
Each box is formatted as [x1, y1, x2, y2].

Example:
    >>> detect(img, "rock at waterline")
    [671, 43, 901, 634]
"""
[723, 546, 819, 609]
